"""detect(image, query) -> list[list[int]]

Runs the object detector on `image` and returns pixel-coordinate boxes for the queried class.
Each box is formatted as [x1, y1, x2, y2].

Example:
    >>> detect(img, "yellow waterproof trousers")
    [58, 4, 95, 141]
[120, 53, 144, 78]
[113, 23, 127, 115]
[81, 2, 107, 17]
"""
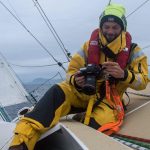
[10, 82, 116, 150]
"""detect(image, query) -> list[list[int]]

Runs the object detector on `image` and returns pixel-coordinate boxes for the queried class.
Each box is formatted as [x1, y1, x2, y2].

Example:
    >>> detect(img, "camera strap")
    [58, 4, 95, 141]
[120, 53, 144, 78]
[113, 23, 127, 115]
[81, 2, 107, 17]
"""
[84, 81, 106, 125]
[98, 80, 125, 135]
[84, 95, 96, 125]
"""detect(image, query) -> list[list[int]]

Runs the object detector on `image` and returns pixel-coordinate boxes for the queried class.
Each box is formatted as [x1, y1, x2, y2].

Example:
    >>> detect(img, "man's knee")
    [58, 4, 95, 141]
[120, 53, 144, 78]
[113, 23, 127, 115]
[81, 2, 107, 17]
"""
[44, 84, 65, 98]
[25, 84, 66, 127]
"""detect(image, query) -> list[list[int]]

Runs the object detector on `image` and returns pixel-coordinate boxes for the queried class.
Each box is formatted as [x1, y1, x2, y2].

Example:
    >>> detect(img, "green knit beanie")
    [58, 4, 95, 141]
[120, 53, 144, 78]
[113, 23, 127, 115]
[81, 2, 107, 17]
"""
[99, 3, 127, 31]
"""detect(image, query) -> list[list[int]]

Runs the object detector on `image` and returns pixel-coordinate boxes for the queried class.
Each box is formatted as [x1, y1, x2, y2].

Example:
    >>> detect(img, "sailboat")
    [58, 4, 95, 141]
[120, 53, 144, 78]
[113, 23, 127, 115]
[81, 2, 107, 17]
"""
[0, 50, 150, 149]
[0, 53, 124, 149]
[0, 53, 132, 149]
[0, 27, 132, 149]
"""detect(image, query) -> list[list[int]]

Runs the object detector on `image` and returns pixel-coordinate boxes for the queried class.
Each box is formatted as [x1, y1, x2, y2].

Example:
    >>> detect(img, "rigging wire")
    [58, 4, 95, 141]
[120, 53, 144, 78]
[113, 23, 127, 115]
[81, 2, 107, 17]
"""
[6, 0, 71, 64]
[32, 0, 71, 61]
[126, 0, 150, 18]
[10, 61, 68, 68]
[32, 0, 70, 62]
[0, 1, 67, 72]
[6, 0, 24, 24]
[141, 45, 150, 67]
[10, 42, 150, 68]
[108, 0, 111, 5]
[142, 44, 150, 50]
[2, 0, 150, 69]
[58, 71, 64, 81]
[29, 72, 62, 94]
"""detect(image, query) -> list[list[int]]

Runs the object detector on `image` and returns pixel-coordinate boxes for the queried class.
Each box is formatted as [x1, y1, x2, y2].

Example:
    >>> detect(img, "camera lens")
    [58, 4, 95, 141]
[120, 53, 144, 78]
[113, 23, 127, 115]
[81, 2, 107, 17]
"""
[82, 75, 96, 95]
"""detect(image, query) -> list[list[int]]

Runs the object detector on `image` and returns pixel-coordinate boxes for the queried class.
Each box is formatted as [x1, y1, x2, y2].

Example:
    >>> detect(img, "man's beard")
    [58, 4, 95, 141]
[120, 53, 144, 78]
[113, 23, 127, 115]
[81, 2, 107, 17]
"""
[104, 33, 117, 43]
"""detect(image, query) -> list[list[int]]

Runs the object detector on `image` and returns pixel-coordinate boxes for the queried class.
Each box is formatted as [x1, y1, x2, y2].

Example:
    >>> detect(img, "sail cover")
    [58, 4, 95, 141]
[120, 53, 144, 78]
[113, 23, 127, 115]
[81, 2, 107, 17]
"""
[0, 53, 29, 107]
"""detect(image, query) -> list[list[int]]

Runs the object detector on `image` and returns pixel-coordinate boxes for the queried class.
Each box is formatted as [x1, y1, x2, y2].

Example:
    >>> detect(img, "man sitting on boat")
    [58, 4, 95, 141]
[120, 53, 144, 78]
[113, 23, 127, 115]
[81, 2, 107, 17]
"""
[9, 3, 149, 150]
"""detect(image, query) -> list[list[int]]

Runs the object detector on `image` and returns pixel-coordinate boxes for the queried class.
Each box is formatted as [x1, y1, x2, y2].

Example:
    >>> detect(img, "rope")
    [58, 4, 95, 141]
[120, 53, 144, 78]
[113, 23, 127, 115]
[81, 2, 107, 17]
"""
[114, 137, 150, 150]
[113, 134, 150, 149]
[125, 100, 150, 116]
[114, 133, 150, 143]
[127, 91, 150, 97]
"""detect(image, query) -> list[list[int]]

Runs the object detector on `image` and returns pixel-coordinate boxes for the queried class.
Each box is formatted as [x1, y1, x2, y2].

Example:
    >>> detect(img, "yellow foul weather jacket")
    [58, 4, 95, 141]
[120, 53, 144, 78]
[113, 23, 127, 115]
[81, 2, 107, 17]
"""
[60, 30, 149, 126]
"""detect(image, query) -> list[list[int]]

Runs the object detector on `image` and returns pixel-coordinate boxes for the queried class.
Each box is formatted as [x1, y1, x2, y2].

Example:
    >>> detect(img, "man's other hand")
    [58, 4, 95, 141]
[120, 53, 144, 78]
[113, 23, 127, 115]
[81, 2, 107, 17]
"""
[74, 71, 85, 88]
[102, 62, 125, 79]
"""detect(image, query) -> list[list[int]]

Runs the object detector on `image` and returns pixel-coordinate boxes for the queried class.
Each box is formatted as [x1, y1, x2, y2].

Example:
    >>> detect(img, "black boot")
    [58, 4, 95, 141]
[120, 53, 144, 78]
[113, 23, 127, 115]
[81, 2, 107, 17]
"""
[8, 143, 28, 150]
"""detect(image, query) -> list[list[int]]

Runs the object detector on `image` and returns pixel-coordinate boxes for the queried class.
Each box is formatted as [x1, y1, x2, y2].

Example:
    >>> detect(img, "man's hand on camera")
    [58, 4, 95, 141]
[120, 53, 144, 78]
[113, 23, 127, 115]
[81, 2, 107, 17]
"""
[102, 62, 125, 79]
[74, 71, 85, 88]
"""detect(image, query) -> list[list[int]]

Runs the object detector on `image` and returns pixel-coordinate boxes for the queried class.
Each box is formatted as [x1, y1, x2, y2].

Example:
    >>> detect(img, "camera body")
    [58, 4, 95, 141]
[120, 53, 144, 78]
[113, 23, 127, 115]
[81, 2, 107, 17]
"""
[79, 64, 103, 95]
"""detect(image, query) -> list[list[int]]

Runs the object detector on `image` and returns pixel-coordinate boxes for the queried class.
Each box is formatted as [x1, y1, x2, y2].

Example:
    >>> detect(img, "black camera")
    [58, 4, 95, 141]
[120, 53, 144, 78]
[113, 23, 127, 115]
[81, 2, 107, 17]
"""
[79, 64, 103, 95]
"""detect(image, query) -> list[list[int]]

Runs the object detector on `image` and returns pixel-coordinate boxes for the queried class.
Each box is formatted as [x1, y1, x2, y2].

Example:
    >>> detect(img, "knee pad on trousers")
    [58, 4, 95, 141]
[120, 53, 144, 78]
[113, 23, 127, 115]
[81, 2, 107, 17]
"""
[25, 84, 65, 127]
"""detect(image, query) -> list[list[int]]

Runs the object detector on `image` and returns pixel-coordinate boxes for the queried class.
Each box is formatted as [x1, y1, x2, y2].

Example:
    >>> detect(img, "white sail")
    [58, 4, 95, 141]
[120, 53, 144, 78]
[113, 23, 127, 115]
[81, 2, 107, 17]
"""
[0, 52, 29, 107]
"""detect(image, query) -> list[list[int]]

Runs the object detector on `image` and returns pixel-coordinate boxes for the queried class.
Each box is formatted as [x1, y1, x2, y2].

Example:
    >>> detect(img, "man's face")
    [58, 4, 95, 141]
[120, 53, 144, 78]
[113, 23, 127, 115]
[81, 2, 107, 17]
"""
[101, 22, 122, 43]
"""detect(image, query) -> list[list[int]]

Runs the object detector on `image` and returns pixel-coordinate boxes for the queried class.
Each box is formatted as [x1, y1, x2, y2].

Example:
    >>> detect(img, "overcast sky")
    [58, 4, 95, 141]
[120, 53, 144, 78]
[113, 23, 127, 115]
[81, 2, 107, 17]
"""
[0, 0, 150, 82]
